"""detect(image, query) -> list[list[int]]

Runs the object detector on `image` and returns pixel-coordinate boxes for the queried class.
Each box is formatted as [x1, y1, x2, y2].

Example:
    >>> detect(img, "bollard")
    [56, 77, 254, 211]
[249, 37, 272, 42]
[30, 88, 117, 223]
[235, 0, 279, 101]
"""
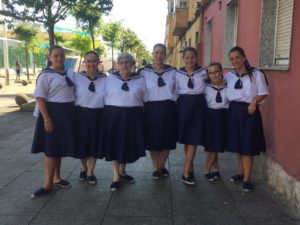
[15, 93, 29, 106]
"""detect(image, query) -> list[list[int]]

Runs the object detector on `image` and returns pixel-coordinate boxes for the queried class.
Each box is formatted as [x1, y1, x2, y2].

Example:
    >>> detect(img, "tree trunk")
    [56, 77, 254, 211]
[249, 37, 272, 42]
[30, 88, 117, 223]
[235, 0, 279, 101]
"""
[89, 21, 95, 50]
[47, 24, 55, 47]
[25, 44, 30, 80]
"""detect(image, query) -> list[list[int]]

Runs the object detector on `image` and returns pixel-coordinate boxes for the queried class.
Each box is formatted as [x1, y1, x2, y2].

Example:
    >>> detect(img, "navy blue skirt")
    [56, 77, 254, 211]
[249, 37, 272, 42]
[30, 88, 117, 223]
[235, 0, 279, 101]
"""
[144, 100, 177, 151]
[31, 102, 75, 157]
[227, 101, 266, 156]
[97, 105, 146, 163]
[74, 106, 103, 158]
[205, 108, 227, 153]
[177, 94, 207, 145]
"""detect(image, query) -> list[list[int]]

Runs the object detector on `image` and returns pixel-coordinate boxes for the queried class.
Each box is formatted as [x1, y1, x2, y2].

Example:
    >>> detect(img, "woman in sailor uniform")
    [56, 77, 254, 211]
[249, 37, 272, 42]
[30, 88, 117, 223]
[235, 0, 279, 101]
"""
[204, 62, 229, 182]
[176, 47, 207, 186]
[225, 46, 269, 192]
[140, 43, 177, 179]
[31, 46, 75, 197]
[71, 51, 106, 185]
[98, 53, 146, 191]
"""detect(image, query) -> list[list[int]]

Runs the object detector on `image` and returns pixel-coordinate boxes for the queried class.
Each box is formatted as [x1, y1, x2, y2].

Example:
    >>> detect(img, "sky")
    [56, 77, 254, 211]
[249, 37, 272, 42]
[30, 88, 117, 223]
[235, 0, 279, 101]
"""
[57, 0, 168, 52]
[103, 0, 168, 51]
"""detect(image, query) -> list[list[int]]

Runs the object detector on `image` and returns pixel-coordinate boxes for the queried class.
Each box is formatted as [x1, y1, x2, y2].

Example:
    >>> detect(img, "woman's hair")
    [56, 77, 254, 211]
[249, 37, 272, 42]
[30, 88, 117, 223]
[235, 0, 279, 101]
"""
[208, 61, 223, 71]
[49, 45, 64, 55]
[228, 46, 253, 80]
[153, 43, 166, 53]
[117, 52, 134, 63]
[85, 50, 100, 60]
[182, 47, 198, 58]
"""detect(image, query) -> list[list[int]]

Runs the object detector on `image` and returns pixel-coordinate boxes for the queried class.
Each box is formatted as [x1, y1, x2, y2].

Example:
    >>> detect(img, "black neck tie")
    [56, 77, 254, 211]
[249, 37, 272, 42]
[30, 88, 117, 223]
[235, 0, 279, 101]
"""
[216, 91, 222, 103]
[121, 82, 129, 91]
[158, 77, 166, 87]
[88, 82, 95, 92]
[65, 76, 74, 87]
[188, 77, 194, 89]
[234, 79, 242, 89]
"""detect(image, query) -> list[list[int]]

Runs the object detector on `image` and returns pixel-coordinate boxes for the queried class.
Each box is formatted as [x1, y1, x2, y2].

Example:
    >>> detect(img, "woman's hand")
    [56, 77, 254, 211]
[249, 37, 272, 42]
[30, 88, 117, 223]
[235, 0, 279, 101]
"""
[248, 101, 257, 114]
[44, 119, 54, 133]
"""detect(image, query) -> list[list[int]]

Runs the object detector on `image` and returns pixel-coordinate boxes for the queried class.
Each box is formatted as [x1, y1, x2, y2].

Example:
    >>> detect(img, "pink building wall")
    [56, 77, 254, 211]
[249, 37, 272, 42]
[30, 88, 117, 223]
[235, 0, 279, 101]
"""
[199, 0, 300, 180]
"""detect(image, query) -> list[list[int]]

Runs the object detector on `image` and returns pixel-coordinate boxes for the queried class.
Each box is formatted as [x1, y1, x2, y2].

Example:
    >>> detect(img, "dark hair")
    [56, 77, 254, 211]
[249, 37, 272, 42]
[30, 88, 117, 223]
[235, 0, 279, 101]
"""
[228, 46, 253, 80]
[182, 47, 198, 58]
[153, 43, 166, 53]
[85, 50, 100, 60]
[49, 45, 64, 55]
[208, 61, 223, 71]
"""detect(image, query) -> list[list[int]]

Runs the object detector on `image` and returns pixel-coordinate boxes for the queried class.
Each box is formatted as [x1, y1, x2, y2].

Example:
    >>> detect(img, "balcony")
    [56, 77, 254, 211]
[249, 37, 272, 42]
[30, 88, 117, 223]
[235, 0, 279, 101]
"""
[173, 7, 188, 36]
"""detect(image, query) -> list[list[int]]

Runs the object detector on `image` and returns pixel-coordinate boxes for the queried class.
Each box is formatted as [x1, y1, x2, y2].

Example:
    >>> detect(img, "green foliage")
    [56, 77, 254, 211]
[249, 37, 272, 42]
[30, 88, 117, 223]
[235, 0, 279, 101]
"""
[71, 0, 113, 50]
[0, 0, 77, 46]
[102, 21, 124, 47]
[69, 34, 92, 56]
[14, 25, 37, 44]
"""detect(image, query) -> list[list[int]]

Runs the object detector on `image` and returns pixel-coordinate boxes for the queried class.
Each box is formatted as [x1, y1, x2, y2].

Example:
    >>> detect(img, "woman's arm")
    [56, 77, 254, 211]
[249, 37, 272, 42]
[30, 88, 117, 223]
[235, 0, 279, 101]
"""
[36, 97, 54, 133]
[248, 95, 268, 114]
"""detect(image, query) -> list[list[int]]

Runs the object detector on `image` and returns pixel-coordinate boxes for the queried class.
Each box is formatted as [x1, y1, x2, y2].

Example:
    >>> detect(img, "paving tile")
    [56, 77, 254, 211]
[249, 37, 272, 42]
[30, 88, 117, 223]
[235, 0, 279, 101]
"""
[102, 216, 173, 225]
[173, 202, 245, 225]
[106, 198, 171, 217]
[30, 201, 107, 225]
[51, 178, 112, 202]
[0, 215, 33, 225]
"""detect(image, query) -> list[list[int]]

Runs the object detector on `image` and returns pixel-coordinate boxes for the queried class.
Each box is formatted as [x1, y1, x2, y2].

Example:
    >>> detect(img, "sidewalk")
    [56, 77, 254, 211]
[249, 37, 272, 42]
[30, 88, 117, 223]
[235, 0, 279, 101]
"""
[0, 87, 299, 225]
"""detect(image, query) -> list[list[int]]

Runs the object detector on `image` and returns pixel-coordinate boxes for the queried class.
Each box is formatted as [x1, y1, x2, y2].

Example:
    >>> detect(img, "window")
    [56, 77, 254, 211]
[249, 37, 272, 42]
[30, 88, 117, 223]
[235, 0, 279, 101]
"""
[274, 0, 294, 66]
[195, 31, 199, 46]
[259, 0, 294, 68]
[223, 0, 238, 66]
[179, 1, 188, 8]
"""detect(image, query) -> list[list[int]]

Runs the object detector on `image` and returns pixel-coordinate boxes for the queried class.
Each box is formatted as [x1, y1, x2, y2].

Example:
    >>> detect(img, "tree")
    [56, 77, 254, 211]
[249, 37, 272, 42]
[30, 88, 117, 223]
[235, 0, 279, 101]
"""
[0, 0, 77, 46]
[72, 0, 113, 50]
[102, 21, 123, 68]
[14, 25, 38, 80]
[54, 33, 66, 45]
[68, 34, 92, 71]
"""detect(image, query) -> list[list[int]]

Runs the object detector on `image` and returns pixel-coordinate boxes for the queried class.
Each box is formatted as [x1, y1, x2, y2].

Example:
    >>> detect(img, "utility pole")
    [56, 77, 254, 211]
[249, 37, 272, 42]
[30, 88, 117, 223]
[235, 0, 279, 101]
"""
[0, 0, 10, 85]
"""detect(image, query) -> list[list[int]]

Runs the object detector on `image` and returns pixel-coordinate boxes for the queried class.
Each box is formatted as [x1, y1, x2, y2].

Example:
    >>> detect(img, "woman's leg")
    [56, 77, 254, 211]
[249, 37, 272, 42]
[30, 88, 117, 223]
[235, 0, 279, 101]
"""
[242, 155, 253, 182]
[43, 156, 56, 190]
[112, 160, 120, 182]
[183, 145, 196, 177]
[87, 157, 97, 176]
[237, 153, 243, 175]
[212, 154, 219, 172]
[150, 151, 160, 172]
[204, 152, 217, 174]
[158, 149, 170, 169]
[53, 157, 62, 183]
[119, 163, 126, 176]
[80, 158, 88, 172]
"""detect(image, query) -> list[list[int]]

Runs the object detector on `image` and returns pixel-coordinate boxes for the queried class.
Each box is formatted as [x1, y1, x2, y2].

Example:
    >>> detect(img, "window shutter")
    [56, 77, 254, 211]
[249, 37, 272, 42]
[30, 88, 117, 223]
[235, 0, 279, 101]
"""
[275, 0, 294, 66]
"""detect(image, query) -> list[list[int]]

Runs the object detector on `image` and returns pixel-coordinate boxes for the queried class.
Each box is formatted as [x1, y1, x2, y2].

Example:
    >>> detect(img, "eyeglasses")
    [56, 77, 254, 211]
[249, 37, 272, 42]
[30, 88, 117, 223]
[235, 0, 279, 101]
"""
[119, 61, 131, 65]
[208, 71, 221, 76]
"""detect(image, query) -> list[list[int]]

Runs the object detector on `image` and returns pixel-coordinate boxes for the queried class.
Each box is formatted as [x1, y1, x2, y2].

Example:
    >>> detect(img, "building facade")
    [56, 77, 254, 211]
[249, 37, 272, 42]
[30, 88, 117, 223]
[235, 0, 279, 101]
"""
[165, 0, 300, 215]
[165, 0, 202, 68]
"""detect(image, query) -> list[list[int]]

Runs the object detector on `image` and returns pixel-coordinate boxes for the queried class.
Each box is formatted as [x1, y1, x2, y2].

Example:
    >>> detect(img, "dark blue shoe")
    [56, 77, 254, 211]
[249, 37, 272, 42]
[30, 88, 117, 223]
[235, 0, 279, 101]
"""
[160, 167, 169, 177]
[230, 174, 244, 182]
[54, 179, 71, 188]
[152, 171, 161, 180]
[211, 171, 221, 180]
[181, 175, 196, 186]
[204, 173, 215, 182]
[120, 174, 135, 183]
[79, 170, 87, 181]
[87, 175, 97, 185]
[31, 188, 52, 198]
[110, 181, 120, 192]
[243, 181, 254, 192]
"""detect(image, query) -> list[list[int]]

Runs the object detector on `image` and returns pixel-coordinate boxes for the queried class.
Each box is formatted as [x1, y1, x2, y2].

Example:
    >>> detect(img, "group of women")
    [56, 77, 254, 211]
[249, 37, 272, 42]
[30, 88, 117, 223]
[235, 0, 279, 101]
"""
[30, 43, 269, 197]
